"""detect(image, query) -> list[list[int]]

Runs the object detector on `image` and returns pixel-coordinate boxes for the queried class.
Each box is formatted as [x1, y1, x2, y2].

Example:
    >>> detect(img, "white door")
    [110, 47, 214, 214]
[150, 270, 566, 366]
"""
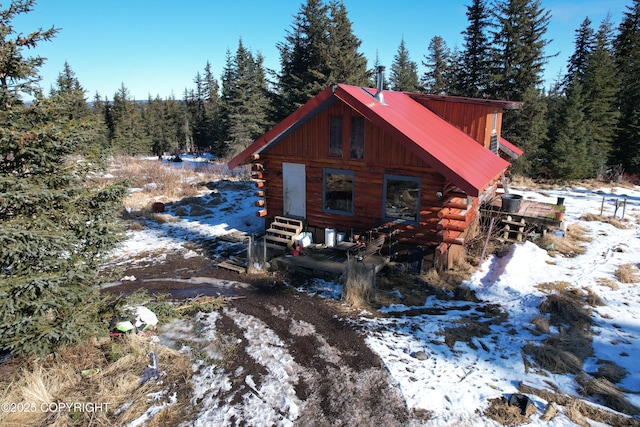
[282, 163, 306, 218]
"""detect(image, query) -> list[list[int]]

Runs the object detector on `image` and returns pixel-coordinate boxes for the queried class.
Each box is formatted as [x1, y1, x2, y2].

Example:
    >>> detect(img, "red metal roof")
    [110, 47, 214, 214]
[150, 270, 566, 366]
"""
[499, 137, 524, 159]
[228, 84, 511, 196]
[227, 86, 336, 169]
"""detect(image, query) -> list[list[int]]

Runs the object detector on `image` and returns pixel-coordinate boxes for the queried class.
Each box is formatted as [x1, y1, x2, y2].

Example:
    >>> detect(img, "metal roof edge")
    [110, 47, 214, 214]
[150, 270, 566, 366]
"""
[334, 85, 507, 197]
[227, 86, 336, 169]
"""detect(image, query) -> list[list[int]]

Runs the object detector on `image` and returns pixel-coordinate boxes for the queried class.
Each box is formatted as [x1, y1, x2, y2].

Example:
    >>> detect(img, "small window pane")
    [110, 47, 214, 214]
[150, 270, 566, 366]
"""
[385, 177, 420, 221]
[323, 170, 353, 214]
[329, 116, 342, 157]
[350, 116, 364, 159]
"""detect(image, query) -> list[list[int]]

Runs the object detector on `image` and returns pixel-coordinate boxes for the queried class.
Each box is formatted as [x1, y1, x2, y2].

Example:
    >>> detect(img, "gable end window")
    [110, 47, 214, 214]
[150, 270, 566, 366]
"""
[350, 116, 364, 159]
[323, 169, 354, 215]
[329, 116, 342, 157]
[383, 175, 421, 223]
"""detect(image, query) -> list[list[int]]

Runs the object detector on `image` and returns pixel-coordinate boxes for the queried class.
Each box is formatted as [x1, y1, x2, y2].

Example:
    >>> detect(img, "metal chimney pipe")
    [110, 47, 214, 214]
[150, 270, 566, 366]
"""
[375, 65, 385, 104]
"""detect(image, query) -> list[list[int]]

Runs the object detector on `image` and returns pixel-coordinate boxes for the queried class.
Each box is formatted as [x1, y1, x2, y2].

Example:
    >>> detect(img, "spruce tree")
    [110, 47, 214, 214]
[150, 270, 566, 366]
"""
[147, 95, 181, 157]
[0, 0, 58, 109]
[220, 39, 272, 157]
[455, 0, 492, 97]
[583, 16, 618, 176]
[613, 0, 640, 175]
[276, 0, 331, 118]
[489, 0, 552, 177]
[202, 61, 221, 154]
[564, 17, 595, 89]
[504, 86, 548, 176]
[49, 62, 91, 120]
[48, 62, 109, 158]
[0, 1, 128, 355]
[186, 69, 215, 153]
[488, 0, 552, 101]
[548, 80, 590, 179]
[420, 36, 451, 94]
[389, 38, 419, 92]
[107, 83, 150, 154]
[327, 1, 369, 86]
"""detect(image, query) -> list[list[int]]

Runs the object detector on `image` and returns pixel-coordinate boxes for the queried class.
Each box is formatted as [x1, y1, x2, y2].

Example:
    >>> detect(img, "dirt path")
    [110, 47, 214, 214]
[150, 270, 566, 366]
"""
[104, 254, 411, 426]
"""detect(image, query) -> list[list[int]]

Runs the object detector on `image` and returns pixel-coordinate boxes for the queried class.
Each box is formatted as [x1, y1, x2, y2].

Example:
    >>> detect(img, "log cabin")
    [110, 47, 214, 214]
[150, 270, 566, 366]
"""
[228, 68, 522, 269]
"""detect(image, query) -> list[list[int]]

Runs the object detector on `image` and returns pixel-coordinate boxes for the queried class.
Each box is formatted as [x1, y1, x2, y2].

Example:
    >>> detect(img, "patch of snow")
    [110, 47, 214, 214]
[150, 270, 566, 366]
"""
[109, 158, 640, 426]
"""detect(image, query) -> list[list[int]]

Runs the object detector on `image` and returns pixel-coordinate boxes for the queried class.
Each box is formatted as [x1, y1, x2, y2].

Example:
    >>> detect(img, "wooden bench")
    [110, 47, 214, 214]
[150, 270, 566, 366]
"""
[348, 235, 386, 260]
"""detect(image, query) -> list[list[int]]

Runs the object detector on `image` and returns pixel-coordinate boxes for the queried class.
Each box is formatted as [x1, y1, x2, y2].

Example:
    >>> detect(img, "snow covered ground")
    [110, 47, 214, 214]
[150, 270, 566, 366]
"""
[111, 157, 640, 426]
[354, 184, 640, 426]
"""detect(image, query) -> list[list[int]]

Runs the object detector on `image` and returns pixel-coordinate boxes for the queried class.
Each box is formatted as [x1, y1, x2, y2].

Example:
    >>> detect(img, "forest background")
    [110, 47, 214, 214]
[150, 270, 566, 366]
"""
[12, 0, 640, 181]
[1, 0, 640, 356]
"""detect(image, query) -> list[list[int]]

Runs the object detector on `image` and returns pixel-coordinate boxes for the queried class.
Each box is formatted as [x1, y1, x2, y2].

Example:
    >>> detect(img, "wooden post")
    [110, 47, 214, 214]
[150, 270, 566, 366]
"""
[480, 217, 495, 262]
[600, 196, 605, 215]
[263, 235, 267, 263]
[247, 235, 254, 274]
[370, 266, 376, 301]
[622, 198, 627, 220]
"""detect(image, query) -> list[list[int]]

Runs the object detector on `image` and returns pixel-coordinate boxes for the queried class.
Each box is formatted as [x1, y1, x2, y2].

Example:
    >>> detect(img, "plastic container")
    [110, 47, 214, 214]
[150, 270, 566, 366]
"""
[336, 232, 345, 244]
[501, 194, 523, 213]
[294, 232, 313, 248]
[325, 228, 336, 247]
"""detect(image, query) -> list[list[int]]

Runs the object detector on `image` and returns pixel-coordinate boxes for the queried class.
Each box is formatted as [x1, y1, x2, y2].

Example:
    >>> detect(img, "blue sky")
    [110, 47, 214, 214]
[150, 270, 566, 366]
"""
[12, 0, 630, 101]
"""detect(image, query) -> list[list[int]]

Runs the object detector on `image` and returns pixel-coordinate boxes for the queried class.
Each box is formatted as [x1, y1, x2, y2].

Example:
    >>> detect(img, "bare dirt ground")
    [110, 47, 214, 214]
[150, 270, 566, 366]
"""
[104, 252, 413, 426]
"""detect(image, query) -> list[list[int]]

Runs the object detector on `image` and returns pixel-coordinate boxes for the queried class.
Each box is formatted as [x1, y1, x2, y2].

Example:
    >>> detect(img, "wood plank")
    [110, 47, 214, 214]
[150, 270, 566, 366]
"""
[218, 260, 246, 273]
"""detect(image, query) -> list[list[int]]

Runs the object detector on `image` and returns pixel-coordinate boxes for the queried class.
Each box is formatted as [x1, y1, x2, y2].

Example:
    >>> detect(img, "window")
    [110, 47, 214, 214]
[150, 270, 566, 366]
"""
[383, 175, 421, 222]
[491, 110, 498, 132]
[323, 169, 354, 215]
[350, 116, 364, 159]
[490, 134, 499, 154]
[329, 116, 342, 157]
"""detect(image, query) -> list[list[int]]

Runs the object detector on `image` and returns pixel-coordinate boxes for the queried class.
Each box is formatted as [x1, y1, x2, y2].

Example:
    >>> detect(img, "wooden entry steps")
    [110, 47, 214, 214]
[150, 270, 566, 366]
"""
[502, 217, 526, 242]
[265, 216, 304, 249]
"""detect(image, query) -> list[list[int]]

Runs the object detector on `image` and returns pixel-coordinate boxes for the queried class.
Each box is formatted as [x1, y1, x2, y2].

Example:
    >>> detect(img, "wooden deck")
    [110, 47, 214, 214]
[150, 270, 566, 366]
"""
[273, 243, 388, 279]
[480, 198, 564, 243]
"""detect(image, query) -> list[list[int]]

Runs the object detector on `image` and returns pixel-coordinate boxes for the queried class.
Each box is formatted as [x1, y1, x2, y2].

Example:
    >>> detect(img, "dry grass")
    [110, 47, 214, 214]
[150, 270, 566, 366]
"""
[483, 396, 535, 426]
[580, 212, 632, 229]
[592, 360, 629, 384]
[342, 259, 376, 308]
[615, 263, 640, 284]
[536, 283, 596, 327]
[518, 382, 640, 427]
[439, 318, 492, 349]
[524, 342, 585, 374]
[0, 334, 193, 427]
[506, 174, 539, 188]
[531, 315, 550, 334]
[538, 224, 592, 257]
[576, 373, 640, 416]
[596, 277, 619, 290]
[108, 155, 248, 214]
[525, 282, 599, 375]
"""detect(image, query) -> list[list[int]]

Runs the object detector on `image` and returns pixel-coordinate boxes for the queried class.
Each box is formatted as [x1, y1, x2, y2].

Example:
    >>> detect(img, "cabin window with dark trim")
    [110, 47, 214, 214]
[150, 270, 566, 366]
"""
[350, 116, 364, 159]
[329, 116, 342, 157]
[383, 175, 421, 222]
[323, 169, 354, 215]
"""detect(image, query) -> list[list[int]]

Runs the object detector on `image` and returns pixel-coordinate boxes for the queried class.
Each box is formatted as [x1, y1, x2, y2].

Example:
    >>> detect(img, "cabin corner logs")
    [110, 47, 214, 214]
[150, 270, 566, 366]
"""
[248, 150, 496, 267]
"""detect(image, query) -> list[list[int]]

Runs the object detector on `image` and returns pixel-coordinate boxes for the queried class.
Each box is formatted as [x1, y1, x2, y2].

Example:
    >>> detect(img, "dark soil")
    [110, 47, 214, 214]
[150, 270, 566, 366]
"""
[103, 252, 410, 426]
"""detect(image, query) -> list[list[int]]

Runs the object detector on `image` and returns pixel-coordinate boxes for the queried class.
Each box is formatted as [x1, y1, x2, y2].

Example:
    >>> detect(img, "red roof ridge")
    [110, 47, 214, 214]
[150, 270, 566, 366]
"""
[228, 84, 512, 196]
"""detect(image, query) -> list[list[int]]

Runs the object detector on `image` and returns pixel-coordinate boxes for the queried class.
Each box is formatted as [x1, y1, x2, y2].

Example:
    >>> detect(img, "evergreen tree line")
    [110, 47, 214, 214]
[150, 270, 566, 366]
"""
[41, 0, 640, 181]
[1, 0, 639, 356]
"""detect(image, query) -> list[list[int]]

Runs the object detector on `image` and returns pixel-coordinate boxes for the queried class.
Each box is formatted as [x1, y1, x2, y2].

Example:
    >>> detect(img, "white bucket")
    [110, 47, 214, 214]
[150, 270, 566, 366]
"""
[325, 228, 336, 247]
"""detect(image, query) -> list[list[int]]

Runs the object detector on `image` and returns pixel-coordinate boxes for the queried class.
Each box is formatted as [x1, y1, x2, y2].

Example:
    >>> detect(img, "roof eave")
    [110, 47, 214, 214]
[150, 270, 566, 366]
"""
[227, 86, 336, 169]
[334, 86, 508, 197]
